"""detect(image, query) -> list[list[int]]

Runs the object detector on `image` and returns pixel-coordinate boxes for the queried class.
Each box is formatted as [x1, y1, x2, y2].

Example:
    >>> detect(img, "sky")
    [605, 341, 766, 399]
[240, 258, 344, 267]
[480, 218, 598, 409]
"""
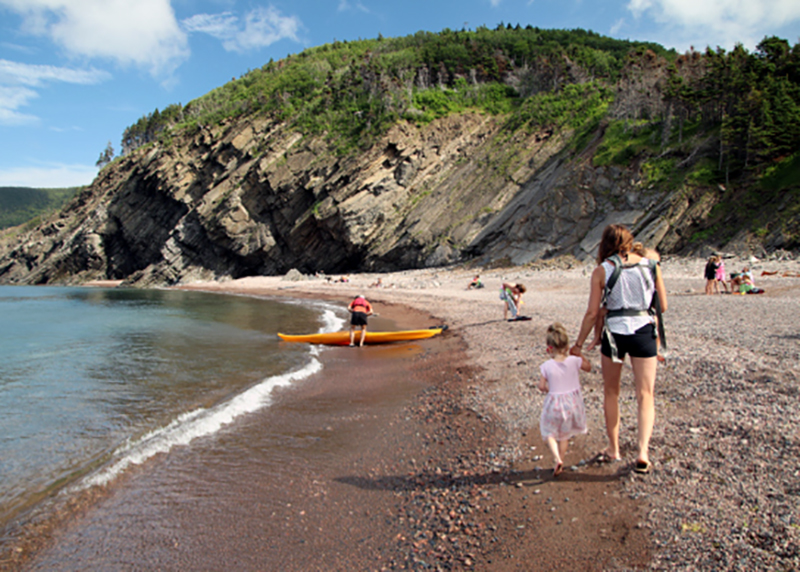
[1, 0, 799, 189]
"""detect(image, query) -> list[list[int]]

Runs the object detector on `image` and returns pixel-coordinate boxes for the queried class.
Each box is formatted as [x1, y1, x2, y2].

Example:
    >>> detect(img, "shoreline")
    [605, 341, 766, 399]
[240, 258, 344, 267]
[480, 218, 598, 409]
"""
[2, 294, 449, 571]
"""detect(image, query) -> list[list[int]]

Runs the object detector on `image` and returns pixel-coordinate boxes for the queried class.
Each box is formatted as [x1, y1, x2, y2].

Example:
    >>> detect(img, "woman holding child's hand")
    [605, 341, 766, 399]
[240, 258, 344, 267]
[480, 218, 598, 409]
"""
[571, 224, 667, 475]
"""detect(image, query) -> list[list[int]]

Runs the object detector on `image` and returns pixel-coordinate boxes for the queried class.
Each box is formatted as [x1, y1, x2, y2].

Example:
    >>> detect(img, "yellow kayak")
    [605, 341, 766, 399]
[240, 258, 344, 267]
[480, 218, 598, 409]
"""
[277, 328, 445, 346]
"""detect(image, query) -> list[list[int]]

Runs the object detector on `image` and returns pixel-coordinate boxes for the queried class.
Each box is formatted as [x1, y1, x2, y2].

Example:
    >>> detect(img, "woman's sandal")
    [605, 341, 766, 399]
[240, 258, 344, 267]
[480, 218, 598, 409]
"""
[633, 460, 652, 474]
[593, 451, 621, 464]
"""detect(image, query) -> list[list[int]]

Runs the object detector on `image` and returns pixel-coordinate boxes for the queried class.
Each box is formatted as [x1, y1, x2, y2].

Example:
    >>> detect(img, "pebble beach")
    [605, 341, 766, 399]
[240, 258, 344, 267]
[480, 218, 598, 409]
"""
[186, 253, 800, 570]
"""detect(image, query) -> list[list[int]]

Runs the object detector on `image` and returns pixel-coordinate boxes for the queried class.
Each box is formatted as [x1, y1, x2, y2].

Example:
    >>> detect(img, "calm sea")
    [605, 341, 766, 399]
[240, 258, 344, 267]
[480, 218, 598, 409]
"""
[0, 286, 340, 535]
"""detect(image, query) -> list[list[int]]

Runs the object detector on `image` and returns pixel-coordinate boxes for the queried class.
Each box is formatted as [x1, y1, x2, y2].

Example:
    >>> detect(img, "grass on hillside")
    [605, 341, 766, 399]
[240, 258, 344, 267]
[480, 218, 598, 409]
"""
[0, 187, 80, 230]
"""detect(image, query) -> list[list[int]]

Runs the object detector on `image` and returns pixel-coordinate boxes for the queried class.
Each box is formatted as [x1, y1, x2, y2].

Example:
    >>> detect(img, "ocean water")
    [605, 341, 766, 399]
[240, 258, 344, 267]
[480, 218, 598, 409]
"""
[0, 286, 341, 535]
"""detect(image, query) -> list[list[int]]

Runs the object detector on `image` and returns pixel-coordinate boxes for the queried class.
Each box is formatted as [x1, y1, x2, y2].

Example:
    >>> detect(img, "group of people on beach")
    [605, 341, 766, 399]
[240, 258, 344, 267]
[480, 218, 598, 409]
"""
[537, 224, 667, 476]
[704, 256, 764, 295]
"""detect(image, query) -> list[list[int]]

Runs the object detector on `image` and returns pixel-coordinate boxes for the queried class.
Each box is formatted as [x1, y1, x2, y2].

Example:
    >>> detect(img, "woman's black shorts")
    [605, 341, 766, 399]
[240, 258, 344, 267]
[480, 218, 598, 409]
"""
[350, 311, 368, 326]
[601, 323, 657, 360]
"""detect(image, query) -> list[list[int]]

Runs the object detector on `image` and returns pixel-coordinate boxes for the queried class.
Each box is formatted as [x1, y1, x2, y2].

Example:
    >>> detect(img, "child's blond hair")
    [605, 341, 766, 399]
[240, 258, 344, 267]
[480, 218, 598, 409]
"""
[546, 322, 570, 352]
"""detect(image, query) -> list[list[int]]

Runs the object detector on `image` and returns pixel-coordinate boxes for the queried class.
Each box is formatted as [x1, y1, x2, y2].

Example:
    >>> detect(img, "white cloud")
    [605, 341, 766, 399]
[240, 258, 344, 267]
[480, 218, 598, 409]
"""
[183, 6, 301, 53]
[0, 86, 39, 125]
[0, 163, 97, 188]
[0, 0, 190, 76]
[0, 59, 110, 87]
[337, 1, 371, 14]
[628, 0, 800, 50]
[0, 60, 110, 126]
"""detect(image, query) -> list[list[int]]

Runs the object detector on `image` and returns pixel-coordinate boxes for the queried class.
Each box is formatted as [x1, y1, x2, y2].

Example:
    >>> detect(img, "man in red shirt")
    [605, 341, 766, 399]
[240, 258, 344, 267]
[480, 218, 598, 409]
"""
[347, 295, 374, 346]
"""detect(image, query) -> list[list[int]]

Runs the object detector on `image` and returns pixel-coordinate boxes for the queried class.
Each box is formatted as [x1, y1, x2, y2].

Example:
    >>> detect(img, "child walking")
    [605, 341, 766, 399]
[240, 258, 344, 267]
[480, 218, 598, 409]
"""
[538, 323, 591, 476]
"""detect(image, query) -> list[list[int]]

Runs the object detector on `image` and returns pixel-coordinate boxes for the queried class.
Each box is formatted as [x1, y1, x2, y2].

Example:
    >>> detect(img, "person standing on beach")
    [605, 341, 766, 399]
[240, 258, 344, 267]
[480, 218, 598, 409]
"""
[348, 294, 373, 347]
[538, 322, 591, 477]
[500, 282, 526, 320]
[704, 256, 718, 295]
[715, 256, 728, 294]
[570, 224, 668, 474]
[587, 242, 667, 362]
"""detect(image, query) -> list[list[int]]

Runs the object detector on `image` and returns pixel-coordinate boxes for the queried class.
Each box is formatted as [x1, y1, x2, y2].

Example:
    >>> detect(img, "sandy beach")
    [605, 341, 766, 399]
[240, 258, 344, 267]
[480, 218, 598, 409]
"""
[173, 253, 799, 570]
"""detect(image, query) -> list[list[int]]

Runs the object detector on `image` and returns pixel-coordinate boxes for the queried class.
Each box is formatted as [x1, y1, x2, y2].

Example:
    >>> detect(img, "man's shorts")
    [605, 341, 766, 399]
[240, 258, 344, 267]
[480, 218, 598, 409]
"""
[350, 311, 368, 326]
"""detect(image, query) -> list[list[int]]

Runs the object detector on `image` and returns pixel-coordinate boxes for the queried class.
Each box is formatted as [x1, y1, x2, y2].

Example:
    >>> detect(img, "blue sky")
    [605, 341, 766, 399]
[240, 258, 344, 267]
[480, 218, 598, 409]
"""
[1, 0, 799, 189]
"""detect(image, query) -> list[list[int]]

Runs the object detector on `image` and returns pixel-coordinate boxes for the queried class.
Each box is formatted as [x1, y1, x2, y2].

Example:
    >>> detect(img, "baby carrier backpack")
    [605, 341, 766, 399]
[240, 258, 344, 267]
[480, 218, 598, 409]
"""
[602, 254, 666, 362]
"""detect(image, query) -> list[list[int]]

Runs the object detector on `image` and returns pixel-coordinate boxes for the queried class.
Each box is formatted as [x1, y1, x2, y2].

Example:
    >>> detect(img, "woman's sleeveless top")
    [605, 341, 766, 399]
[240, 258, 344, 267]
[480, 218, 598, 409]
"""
[601, 258, 656, 335]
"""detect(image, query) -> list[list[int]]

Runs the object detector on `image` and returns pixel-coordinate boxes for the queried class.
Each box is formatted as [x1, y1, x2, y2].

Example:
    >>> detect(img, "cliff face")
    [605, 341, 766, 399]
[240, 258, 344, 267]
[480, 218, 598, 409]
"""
[0, 110, 742, 286]
[3, 29, 799, 286]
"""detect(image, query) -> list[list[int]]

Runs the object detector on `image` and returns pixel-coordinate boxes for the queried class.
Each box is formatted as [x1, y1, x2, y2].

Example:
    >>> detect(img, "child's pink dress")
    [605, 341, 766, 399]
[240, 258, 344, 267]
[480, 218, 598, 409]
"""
[716, 260, 726, 282]
[539, 356, 587, 440]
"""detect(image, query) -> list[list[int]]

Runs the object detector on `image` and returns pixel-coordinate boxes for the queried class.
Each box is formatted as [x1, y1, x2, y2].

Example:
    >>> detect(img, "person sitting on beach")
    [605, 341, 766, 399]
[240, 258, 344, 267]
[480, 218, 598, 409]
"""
[467, 275, 484, 289]
[737, 270, 764, 294]
[370, 278, 383, 288]
[500, 282, 526, 320]
[538, 322, 591, 477]
[347, 294, 373, 347]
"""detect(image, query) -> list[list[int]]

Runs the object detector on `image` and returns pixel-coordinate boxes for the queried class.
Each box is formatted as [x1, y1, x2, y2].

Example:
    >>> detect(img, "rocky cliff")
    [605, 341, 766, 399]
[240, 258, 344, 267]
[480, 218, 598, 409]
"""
[0, 112, 729, 286]
[2, 30, 797, 286]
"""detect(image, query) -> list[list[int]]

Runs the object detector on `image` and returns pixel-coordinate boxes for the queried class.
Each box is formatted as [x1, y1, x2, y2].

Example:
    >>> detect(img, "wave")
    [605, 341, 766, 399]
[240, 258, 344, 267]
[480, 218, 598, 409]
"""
[79, 299, 346, 490]
[81, 357, 322, 489]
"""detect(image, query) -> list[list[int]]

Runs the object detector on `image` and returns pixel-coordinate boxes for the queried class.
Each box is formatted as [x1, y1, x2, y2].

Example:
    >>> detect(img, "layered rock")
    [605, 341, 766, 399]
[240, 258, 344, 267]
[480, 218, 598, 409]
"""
[0, 110, 732, 286]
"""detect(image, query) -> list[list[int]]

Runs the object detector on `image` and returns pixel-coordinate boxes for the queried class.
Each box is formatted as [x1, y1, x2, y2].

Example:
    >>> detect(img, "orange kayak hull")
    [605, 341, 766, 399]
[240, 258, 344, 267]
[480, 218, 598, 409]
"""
[277, 328, 444, 346]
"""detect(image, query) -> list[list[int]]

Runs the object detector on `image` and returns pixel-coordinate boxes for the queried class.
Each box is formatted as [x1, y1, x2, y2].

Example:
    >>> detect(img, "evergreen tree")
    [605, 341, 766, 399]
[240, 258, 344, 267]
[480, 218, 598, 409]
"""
[96, 141, 114, 168]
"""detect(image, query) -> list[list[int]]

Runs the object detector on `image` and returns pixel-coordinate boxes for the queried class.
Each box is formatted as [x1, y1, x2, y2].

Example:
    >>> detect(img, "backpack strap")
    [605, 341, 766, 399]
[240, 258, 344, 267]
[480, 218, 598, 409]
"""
[602, 254, 624, 307]
[648, 259, 668, 357]
[602, 254, 624, 363]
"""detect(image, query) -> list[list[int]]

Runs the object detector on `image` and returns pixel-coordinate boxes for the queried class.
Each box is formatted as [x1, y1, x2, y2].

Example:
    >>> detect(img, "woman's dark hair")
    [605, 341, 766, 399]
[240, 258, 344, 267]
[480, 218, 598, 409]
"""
[597, 224, 634, 263]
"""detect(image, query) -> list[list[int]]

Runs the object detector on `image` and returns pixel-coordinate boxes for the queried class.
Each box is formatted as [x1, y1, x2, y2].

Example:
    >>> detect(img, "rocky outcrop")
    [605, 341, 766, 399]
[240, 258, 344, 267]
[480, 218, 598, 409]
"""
[0, 106, 775, 286]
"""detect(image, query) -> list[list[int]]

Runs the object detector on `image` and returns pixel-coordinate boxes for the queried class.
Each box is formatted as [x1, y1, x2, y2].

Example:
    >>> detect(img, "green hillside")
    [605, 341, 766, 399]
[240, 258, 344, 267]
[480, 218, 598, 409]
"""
[117, 26, 800, 250]
[0, 187, 81, 230]
[119, 26, 672, 156]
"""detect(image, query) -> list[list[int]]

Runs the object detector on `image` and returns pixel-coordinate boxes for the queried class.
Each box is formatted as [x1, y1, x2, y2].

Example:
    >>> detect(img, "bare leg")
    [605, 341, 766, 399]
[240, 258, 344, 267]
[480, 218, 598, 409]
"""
[359, 326, 366, 347]
[630, 356, 657, 465]
[349, 327, 355, 346]
[546, 436, 563, 475]
[601, 354, 624, 460]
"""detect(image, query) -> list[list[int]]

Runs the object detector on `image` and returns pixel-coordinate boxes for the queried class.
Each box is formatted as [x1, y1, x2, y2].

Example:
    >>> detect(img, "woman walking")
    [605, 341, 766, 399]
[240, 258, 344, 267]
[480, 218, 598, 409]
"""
[570, 224, 668, 474]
